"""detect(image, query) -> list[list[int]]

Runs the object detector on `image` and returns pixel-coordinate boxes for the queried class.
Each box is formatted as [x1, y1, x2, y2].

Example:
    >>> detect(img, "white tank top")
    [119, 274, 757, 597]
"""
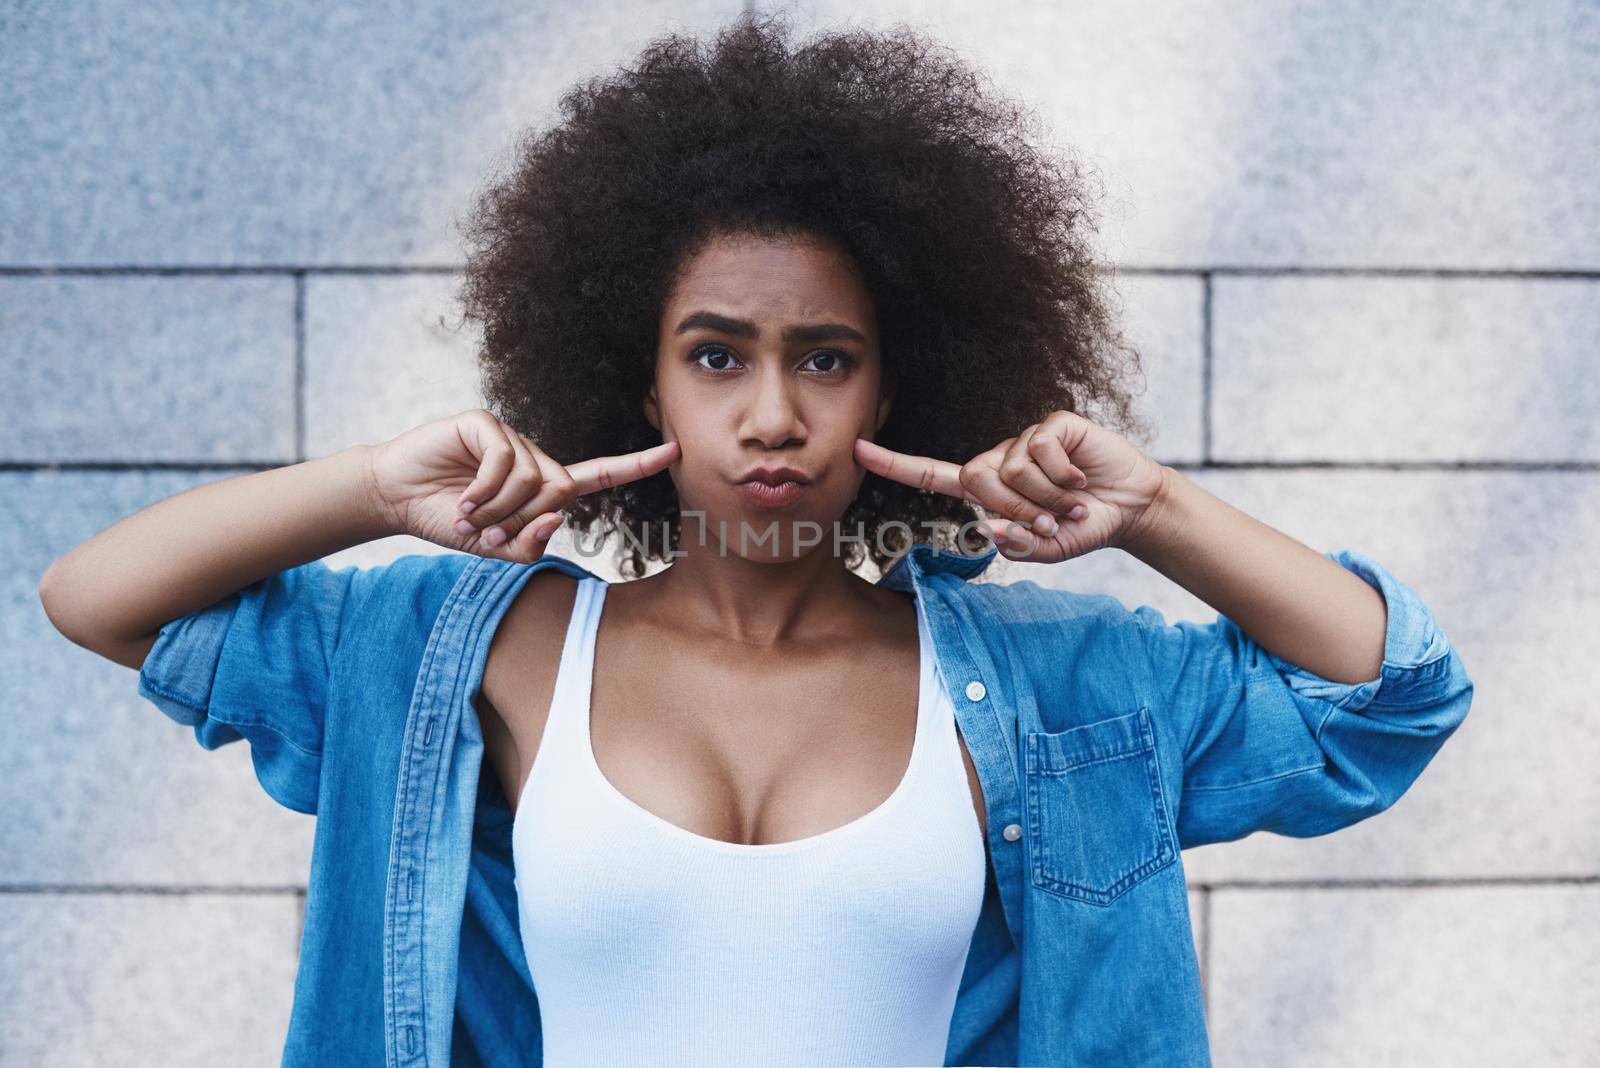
[511, 575, 988, 1066]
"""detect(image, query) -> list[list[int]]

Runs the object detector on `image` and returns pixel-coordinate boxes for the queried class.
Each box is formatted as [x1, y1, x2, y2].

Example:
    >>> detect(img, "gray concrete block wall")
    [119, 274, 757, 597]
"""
[4, 1, 1593, 1063]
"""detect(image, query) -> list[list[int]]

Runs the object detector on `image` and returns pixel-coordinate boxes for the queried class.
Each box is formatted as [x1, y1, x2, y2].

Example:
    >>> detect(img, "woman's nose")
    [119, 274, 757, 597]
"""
[738, 364, 806, 447]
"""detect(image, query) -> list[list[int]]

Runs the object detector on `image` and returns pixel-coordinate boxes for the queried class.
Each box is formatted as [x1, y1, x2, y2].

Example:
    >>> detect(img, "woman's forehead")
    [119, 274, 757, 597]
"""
[663, 239, 876, 333]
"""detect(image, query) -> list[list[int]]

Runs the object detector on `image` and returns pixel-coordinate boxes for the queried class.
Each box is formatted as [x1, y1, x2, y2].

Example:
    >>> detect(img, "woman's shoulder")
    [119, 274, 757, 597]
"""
[497, 564, 585, 649]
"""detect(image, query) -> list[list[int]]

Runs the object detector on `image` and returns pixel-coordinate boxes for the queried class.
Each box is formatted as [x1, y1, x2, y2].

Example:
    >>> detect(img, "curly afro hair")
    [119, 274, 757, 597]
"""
[452, 9, 1154, 579]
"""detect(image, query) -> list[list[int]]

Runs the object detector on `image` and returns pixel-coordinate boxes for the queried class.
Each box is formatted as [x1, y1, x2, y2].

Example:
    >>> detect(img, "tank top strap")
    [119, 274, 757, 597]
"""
[530, 574, 606, 760]
[906, 598, 937, 782]
[912, 595, 978, 828]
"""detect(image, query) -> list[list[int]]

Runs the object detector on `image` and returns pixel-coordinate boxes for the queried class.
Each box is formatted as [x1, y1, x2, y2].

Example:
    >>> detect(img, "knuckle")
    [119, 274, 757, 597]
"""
[510, 467, 544, 494]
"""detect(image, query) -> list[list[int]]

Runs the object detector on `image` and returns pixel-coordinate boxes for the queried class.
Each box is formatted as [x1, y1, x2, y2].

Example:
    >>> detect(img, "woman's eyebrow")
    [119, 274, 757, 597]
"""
[674, 310, 866, 344]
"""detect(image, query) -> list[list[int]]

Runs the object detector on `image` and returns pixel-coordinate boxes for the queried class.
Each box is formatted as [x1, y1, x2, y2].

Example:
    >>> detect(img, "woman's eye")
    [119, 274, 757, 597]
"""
[803, 350, 854, 374]
[691, 345, 741, 372]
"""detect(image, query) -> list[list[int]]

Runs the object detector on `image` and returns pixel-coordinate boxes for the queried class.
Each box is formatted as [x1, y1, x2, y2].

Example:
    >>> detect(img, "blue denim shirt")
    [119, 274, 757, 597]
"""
[136, 540, 1473, 1066]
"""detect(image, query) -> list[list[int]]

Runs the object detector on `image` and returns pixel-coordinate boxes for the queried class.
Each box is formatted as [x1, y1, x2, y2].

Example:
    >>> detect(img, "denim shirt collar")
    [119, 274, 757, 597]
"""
[876, 541, 1002, 591]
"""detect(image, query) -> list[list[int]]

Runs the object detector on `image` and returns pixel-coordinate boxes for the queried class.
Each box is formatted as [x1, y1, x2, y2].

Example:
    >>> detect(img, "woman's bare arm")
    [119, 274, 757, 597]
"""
[1118, 466, 1389, 686]
[37, 444, 394, 670]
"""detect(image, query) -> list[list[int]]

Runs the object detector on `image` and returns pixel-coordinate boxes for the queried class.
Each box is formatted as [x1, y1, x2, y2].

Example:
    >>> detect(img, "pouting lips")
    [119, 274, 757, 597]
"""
[738, 466, 813, 486]
[737, 479, 808, 509]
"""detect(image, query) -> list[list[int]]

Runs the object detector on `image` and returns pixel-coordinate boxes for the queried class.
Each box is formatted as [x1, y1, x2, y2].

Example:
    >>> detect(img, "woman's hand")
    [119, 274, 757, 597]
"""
[362, 408, 679, 562]
[853, 409, 1172, 565]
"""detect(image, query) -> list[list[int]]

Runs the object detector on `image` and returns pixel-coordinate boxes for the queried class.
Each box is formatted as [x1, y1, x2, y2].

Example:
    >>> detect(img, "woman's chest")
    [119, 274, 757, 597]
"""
[477, 617, 988, 848]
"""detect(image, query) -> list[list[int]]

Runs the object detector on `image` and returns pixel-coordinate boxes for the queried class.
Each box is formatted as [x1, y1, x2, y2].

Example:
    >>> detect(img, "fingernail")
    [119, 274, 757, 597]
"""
[459, 499, 476, 514]
[1071, 476, 1088, 488]
[1036, 514, 1058, 536]
[455, 518, 475, 535]
[534, 515, 564, 540]
[1067, 504, 1087, 520]
[482, 526, 505, 547]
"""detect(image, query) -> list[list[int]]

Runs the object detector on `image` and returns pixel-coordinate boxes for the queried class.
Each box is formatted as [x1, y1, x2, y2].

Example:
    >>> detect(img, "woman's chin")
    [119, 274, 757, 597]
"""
[676, 501, 852, 560]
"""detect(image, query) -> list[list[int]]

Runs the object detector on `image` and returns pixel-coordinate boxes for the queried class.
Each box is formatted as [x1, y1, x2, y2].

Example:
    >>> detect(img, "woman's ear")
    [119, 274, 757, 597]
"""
[642, 384, 660, 431]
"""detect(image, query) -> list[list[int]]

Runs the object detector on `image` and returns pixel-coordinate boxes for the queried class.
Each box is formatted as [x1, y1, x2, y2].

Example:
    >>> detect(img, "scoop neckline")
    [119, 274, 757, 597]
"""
[576, 576, 933, 856]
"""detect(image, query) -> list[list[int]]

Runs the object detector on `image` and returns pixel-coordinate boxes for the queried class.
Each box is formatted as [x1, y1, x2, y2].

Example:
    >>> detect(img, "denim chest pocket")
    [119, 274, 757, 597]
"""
[1023, 706, 1177, 906]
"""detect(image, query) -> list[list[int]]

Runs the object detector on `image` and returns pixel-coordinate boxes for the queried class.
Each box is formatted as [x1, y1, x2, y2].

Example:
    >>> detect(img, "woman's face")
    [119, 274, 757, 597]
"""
[644, 230, 893, 561]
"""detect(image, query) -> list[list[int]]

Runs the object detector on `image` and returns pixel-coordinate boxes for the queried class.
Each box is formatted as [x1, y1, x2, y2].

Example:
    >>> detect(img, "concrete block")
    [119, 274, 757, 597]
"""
[0, 275, 295, 463]
[0, 891, 300, 1067]
[1212, 275, 1600, 462]
[778, 1, 1600, 269]
[1111, 272, 1205, 465]
[303, 272, 484, 458]
[1, 2, 751, 266]
[1206, 884, 1600, 1065]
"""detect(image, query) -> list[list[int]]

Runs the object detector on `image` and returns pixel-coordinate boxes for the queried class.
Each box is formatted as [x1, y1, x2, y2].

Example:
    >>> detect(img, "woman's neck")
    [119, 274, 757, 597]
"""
[632, 530, 882, 648]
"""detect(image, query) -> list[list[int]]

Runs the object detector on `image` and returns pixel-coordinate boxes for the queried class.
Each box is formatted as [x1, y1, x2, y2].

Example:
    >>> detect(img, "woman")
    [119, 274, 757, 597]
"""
[43, 11, 1474, 1066]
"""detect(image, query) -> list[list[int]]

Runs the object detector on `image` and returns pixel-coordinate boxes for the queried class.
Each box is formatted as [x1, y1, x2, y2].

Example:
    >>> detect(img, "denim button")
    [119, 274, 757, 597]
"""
[965, 680, 987, 701]
[1003, 823, 1022, 842]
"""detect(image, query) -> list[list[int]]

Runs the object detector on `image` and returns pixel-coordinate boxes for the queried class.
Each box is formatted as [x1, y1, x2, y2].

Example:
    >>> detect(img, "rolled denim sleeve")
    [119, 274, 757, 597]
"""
[136, 559, 360, 815]
[1131, 548, 1475, 848]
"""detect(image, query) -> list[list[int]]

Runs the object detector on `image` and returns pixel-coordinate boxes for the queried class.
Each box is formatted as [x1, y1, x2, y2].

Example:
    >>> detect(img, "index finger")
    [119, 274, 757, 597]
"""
[854, 438, 981, 505]
[565, 439, 680, 496]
